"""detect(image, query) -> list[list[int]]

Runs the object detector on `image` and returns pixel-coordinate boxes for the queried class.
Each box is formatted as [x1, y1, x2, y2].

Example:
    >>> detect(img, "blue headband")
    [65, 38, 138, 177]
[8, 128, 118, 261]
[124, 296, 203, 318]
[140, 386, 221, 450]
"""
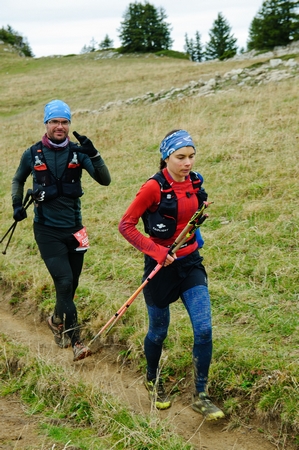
[159, 130, 196, 160]
[44, 99, 71, 123]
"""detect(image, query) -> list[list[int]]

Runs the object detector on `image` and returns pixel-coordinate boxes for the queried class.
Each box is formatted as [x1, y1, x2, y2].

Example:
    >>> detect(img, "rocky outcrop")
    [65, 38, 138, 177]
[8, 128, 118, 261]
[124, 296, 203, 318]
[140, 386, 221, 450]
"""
[73, 50, 299, 116]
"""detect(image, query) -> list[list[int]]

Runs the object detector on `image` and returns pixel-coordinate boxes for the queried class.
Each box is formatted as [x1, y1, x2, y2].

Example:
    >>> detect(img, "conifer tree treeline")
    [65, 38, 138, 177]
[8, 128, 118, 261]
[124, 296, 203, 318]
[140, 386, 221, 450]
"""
[2, 1, 299, 59]
[184, 31, 204, 62]
[247, 0, 299, 50]
[204, 13, 237, 60]
[118, 1, 172, 53]
[185, 13, 237, 61]
[0, 25, 34, 57]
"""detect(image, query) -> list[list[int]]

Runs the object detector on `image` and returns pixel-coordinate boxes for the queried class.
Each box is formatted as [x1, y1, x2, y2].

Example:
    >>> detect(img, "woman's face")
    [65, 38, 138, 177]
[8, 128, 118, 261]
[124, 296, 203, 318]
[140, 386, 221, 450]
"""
[165, 146, 196, 182]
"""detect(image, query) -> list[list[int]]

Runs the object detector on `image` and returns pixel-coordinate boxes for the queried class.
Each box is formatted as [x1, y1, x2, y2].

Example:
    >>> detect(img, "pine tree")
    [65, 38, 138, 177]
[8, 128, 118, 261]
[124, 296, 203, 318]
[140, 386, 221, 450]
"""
[99, 35, 114, 50]
[194, 31, 204, 62]
[185, 31, 204, 62]
[80, 37, 97, 54]
[247, 0, 299, 51]
[204, 13, 238, 60]
[184, 33, 194, 60]
[184, 33, 192, 57]
[118, 1, 173, 53]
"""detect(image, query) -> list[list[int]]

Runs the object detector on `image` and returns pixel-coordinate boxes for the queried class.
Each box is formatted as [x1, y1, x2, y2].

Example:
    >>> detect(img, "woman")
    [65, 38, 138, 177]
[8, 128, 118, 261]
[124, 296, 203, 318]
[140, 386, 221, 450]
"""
[118, 129, 224, 420]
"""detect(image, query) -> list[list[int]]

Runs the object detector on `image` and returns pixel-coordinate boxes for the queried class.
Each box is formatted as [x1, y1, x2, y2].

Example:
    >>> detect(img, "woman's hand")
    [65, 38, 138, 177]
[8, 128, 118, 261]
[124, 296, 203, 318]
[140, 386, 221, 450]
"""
[163, 253, 177, 267]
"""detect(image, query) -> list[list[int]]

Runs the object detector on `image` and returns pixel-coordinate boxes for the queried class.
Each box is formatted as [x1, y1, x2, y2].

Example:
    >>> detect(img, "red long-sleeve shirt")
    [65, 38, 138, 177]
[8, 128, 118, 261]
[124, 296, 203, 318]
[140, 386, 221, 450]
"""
[118, 168, 200, 265]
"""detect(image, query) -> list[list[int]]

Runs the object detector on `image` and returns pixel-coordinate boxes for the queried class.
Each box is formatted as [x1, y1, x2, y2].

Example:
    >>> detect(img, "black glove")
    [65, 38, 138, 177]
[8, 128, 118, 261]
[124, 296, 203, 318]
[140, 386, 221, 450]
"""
[13, 202, 27, 222]
[73, 131, 98, 157]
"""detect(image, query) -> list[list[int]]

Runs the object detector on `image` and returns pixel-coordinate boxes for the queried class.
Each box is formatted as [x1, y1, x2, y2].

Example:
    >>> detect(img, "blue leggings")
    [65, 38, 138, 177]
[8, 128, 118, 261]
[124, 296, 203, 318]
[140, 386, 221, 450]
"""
[144, 285, 212, 393]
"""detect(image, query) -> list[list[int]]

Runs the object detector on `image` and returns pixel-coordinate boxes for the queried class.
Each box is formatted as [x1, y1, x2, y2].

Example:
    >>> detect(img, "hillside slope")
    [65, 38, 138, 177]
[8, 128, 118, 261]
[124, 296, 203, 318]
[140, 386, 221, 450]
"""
[0, 43, 299, 449]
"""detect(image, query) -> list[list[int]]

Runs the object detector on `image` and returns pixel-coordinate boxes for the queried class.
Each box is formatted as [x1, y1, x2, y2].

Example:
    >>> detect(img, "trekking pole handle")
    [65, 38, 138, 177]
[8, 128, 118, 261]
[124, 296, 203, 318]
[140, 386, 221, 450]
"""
[168, 201, 211, 256]
[169, 214, 208, 255]
[23, 189, 33, 207]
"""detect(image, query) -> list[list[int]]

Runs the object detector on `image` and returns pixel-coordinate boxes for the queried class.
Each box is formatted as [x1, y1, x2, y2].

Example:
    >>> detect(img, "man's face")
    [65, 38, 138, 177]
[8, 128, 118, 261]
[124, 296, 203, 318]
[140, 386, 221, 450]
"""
[45, 118, 70, 142]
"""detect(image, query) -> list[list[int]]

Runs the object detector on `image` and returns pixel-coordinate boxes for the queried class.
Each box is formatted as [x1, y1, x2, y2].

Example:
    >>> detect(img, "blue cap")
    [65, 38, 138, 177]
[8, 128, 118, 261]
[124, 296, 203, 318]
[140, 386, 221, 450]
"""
[44, 100, 71, 123]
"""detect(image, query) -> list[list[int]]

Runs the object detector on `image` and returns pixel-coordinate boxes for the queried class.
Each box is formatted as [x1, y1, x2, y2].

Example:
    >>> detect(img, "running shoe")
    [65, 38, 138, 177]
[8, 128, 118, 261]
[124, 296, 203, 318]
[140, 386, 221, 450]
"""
[47, 316, 71, 348]
[73, 342, 92, 362]
[144, 377, 171, 410]
[192, 392, 225, 420]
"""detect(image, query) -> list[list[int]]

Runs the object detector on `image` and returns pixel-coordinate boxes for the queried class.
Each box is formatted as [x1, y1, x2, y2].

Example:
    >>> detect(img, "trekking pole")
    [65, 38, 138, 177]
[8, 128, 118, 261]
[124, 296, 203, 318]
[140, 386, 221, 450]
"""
[87, 202, 211, 350]
[0, 221, 17, 247]
[0, 190, 33, 246]
[101, 207, 209, 335]
[1, 189, 34, 255]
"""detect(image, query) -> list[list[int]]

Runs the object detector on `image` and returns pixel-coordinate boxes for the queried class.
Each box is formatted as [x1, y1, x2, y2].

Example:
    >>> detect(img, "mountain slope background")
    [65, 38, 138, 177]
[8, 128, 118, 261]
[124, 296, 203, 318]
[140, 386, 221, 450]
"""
[0, 43, 299, 449]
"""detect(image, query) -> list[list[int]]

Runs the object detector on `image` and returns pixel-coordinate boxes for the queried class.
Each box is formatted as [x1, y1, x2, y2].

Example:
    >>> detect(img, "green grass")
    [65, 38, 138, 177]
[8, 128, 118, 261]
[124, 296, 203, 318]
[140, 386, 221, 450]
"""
[0, 337, 191, 449]
[0, 44, 299, 448]
[155, 49, 189, 59]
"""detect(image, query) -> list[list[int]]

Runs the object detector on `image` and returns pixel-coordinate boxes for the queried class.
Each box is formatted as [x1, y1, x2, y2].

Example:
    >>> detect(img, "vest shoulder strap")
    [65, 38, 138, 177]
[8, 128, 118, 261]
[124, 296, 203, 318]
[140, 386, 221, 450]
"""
[30, 141, 79, 162]
[150, 171, 171, 191]
[150, 170, 203, 190]
[30, 141, 42, 152]
[189, 170, 203, 187]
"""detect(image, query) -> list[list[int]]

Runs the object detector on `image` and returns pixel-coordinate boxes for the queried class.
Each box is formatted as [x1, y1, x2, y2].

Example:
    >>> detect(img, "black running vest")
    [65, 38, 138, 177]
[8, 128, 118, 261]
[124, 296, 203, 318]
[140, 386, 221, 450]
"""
[142, 171, 207, 239]
[31, 142, 84, 201]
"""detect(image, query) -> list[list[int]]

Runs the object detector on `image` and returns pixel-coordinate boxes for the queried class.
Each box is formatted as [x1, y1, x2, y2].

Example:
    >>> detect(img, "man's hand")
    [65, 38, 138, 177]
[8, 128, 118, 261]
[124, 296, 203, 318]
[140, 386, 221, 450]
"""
[73, 131, 98, 157]
[13, 203, 27, 222]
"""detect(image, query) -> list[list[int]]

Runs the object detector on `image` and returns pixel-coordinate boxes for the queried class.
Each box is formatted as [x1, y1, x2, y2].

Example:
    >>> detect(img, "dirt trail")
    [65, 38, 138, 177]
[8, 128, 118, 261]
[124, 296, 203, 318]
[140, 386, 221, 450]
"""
[0, 293, 278, 450]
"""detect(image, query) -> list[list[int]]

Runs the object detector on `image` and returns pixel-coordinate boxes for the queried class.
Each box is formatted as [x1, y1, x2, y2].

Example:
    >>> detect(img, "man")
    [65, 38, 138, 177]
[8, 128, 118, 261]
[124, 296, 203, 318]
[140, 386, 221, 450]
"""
[12, 99, 111, 361]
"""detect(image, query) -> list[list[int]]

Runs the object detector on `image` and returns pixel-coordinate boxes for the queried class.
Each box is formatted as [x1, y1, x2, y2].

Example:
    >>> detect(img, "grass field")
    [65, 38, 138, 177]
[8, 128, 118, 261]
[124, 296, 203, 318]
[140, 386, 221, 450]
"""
[0, 43, 299, 448]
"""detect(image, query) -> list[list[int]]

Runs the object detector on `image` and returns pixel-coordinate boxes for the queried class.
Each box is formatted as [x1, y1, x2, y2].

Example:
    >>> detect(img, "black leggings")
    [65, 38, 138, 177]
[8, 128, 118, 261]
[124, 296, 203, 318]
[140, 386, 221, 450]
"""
[34, 222, 85, 345]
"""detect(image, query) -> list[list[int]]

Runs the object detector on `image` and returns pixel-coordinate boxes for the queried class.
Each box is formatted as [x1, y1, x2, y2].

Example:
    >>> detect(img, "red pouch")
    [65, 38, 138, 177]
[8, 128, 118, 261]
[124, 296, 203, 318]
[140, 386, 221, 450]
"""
[73, 226, 90, 251]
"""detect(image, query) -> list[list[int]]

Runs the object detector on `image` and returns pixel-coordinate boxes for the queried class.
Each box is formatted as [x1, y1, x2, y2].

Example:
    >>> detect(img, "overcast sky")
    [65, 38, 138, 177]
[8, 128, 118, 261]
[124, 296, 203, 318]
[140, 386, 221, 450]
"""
[2, 0, 263, 58]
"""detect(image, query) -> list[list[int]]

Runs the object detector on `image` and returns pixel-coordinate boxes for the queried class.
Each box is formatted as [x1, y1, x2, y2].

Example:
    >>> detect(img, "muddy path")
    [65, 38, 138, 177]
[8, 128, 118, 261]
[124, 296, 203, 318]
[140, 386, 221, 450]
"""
[0, 292, 279, 450]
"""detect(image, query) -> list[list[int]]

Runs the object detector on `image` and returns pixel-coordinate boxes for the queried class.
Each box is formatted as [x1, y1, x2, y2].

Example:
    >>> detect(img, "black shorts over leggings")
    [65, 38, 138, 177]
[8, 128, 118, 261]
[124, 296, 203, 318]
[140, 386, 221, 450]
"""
[142, 250, 207, 308]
